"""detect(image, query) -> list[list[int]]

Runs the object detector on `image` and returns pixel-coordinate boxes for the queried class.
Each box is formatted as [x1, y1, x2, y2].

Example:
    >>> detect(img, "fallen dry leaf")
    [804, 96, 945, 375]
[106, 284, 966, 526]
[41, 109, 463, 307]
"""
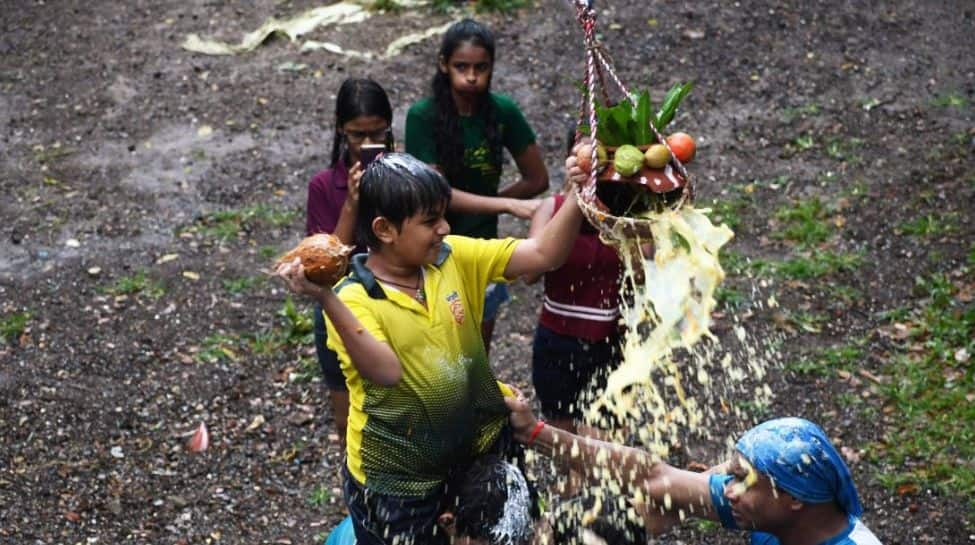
[246, 414, 266, 432]
[858, 369, 885, 384]
[896, 482, 919, 496]
[841, 446, 861, 464]
[187, 422, 209, 452]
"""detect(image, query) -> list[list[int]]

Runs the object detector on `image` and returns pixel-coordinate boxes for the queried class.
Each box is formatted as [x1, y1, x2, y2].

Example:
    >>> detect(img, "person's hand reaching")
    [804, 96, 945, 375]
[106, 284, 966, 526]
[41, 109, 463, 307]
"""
[503, 386, 540, 444]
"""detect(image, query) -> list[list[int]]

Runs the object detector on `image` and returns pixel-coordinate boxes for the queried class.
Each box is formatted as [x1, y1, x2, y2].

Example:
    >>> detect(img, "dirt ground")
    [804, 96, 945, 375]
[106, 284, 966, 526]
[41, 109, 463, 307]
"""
[1, 1, 973, 544]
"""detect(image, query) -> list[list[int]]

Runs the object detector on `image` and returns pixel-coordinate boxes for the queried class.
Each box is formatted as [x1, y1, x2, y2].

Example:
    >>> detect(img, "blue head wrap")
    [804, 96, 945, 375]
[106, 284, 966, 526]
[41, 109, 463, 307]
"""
[735, 417, 862, 517]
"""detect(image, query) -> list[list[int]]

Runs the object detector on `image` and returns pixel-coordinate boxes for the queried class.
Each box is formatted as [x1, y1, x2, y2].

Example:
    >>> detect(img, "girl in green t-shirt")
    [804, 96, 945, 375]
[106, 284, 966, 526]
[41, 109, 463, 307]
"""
[406, 18, 549, 352]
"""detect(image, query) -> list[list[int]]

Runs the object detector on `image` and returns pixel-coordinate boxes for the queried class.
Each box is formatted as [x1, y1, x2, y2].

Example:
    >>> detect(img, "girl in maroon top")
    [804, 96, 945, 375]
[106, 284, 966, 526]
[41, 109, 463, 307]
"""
[307, 78, 392, 446]
[527, 190, 623, 434]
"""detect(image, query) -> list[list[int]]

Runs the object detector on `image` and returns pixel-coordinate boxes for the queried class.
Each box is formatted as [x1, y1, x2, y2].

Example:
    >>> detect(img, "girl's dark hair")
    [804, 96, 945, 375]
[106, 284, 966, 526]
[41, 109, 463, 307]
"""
[431, 19, 501, 183]
[330, 78, 394, 167]
[355, 153, 452, 249]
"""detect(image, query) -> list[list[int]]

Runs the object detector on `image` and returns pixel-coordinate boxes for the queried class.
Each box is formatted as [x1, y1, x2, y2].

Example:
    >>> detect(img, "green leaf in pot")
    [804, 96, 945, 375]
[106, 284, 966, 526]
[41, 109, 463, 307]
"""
[654, 81, 694, 132]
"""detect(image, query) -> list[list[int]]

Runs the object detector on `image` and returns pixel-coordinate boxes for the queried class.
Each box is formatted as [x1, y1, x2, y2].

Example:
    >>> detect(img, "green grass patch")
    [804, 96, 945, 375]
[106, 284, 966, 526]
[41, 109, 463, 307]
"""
[472, 0, 530, 12]
[788, 342, 864, 376]
[196, 334, 240, 364]
[781, 103, 820, 123]
[930, 92, 968, 109]
[245, 298, 317, 358]
[691, 519, 722, 532]
[719, 250, 748, 276]
[184, 204, 297, 242]
[897, 213, 959, 238]
[874, 271, 975, 499]
[223, 275, 263, 295]
[430, 0, 529, 12]
[32, 142, 76, 164]
[749, 251, 862, 280]
[750, 174, 791, 191]
[705, 197, 747, 230]
[259, 245, 279, 260]
[307, 484, 332, 507]
[715, 285, 746, 311]
[825, 137, 864, 163]
[290, 356, 322, 384]
[369, 0, 404, 11]
[785, 134, 816, 155]
[103, 271, 165, 299]
[786, 309, 828, 333]
[1, 312, 30, 344]
[279, 297, 314, 345]
[830, 284, 862, 305]
[773, 197, 833, 247]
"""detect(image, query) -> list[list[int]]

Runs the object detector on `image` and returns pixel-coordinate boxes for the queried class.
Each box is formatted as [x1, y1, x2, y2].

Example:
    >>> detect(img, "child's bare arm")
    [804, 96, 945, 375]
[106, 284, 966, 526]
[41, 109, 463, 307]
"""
[333, 162, 363, 246]
[498, 143, 549, 199]
[503, 157, 587, 279]
[448, 187, 540, 220]
[276, 259, 402, 386]
[521, 196, 556, 284]
[505, 393, 719, 521]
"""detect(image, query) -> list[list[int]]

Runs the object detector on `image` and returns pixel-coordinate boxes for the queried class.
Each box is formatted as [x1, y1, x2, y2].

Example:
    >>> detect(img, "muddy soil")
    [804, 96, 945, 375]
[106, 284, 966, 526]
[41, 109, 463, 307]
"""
[1, 1, 973, 544]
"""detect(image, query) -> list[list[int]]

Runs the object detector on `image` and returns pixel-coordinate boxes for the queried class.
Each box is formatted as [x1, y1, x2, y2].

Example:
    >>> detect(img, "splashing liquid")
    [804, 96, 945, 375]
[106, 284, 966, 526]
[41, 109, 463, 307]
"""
[580, 206, 776, 460]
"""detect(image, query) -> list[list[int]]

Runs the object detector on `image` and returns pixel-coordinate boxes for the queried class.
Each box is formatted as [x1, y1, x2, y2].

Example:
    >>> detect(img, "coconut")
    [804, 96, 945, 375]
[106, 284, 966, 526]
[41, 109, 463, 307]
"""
[277, 233, 353, 286]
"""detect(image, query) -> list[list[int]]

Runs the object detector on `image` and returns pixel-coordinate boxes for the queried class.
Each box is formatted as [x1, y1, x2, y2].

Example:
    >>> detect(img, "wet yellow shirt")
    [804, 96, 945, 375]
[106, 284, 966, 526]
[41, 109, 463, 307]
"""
[326, 235, 519, 496]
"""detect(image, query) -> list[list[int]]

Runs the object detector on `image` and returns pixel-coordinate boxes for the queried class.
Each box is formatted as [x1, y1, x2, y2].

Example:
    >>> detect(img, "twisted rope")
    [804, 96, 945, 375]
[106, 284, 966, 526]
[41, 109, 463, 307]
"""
[568, 0, 694, 205]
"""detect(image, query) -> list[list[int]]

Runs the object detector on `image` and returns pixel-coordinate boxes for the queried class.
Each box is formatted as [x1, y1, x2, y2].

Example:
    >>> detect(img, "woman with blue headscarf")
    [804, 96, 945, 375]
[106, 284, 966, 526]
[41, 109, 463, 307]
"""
[504, 394, 883, 545]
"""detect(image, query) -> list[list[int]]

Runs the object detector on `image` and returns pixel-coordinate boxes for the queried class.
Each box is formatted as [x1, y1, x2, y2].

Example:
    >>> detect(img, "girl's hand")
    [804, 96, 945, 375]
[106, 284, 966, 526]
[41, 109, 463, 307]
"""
[275, 257, 329, 301]
[348, 162, 364, 203]
[505, 198, 542, 220]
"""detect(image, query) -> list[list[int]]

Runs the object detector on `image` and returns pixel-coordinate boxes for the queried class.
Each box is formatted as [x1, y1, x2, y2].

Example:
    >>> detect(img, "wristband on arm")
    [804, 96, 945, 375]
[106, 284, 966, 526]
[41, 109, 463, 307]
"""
[527, 420, 546, 445]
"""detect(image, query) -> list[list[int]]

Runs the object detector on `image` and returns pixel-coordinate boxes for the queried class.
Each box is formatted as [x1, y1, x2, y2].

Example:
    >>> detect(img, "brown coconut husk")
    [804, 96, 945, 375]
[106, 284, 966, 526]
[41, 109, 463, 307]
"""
[276, 233, 354, 286]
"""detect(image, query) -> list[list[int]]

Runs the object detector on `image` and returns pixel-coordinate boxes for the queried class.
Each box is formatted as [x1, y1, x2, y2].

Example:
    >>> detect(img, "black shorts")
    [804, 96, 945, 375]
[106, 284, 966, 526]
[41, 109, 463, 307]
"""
[342, 467, 448, 545]
[314, 304, 347, 391]
[531, 324, 621, 420]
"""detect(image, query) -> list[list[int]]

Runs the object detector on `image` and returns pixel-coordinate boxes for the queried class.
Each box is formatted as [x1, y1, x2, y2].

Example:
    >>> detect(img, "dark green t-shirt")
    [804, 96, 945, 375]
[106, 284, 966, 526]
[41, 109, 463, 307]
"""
[405, 93, 536, 239]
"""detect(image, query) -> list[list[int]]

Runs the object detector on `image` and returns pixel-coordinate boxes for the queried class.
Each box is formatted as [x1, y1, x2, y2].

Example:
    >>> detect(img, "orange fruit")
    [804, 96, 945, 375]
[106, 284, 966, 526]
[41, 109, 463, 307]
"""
[665, 132, 696, 163]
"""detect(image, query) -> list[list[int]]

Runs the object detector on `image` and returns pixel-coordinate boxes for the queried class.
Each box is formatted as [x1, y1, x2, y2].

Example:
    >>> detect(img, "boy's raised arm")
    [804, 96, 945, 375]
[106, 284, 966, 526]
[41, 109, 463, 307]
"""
[276, 259, 402, 386]
[502, 156, 587, 279]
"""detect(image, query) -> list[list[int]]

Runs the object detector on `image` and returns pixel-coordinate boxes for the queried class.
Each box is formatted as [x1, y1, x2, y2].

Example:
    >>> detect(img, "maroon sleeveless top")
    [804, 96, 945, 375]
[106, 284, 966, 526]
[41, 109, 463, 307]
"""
[539, 194, 622, 341]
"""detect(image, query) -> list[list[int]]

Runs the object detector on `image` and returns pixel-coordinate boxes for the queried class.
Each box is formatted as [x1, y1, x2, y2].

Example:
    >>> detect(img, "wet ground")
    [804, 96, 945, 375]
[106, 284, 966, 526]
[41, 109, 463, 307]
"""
[1, 1, 973, 543]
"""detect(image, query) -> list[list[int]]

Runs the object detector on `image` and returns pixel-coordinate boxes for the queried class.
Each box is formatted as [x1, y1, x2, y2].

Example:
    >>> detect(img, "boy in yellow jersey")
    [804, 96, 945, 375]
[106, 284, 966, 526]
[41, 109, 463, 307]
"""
[277, 153, 586, 545]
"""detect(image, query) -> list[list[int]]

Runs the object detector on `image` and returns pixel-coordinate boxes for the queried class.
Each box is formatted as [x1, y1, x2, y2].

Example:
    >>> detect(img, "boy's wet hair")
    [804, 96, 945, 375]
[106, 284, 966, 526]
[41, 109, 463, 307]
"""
[444, 453, 535, 545]
[356, 153, 452, 249]
[330, 78, 393, 167]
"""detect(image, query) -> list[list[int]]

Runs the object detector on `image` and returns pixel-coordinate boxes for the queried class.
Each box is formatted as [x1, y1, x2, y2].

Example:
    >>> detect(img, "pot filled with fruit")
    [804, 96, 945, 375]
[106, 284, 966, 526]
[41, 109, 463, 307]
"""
[576, 82, 696, 236]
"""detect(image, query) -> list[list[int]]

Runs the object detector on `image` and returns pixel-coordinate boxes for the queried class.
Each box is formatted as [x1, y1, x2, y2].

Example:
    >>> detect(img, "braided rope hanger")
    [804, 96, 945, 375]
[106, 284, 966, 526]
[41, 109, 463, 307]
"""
[568, 0, 693, 206]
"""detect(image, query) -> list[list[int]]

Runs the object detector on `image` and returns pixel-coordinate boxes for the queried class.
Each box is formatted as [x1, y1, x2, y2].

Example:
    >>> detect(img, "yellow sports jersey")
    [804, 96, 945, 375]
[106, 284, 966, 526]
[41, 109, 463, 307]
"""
[326, 235, 519, 496]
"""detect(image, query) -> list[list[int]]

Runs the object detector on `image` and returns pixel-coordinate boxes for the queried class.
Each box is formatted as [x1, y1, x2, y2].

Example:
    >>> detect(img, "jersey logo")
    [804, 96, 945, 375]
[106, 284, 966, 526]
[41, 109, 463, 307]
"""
[445, 291, 465, 325]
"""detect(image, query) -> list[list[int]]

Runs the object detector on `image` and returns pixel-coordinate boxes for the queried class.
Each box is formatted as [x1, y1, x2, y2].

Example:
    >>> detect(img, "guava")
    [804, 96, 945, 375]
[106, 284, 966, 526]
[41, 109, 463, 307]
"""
[613, 145, 644, 177]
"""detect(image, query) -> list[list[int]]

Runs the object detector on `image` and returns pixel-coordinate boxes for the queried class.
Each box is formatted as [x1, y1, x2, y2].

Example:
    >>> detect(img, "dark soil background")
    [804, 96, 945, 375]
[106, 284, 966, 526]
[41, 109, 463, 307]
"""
[1, 1, 973, 544]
